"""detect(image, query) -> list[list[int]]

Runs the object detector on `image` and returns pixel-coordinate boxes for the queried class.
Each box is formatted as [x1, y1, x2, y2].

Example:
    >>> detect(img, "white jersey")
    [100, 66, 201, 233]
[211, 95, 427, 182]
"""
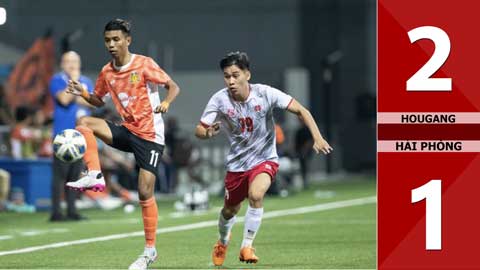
[200, 83, 293, 172]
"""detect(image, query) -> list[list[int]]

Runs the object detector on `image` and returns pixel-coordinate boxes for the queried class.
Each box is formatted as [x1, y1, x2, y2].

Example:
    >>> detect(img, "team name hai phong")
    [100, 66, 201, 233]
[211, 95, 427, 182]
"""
[396, 141, 462, 151]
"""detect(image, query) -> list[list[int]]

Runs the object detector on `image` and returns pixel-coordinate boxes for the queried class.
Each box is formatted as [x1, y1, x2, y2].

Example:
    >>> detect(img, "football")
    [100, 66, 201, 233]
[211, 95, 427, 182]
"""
[53, 129, 87, 163]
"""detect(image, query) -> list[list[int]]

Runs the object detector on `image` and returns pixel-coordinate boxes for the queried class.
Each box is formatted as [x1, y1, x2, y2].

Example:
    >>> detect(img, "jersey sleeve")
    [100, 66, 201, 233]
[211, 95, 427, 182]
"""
[266, 85, 293, 110]
[93, 71, 109, 99]
[199, 96, 220, 127]
[143, 58, 171, 85]
[49, 75, 67, 97]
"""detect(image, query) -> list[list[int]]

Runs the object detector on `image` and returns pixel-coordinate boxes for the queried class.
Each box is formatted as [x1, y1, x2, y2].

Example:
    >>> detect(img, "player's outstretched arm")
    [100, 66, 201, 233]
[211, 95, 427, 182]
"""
[154, 79, 180, 113]
[287, 99, 333, 155]
[67, 79, 105, 107]
[195, 122, 220, 140]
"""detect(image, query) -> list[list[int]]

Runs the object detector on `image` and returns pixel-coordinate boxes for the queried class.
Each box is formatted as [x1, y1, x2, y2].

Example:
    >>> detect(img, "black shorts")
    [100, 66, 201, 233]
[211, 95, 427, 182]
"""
[107, 121, 164, 176]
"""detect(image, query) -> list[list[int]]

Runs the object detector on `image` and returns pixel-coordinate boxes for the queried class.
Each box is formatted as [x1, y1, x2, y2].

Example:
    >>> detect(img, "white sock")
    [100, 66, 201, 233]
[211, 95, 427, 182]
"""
[218, 213, 236, 245]
[241, 206, 264, 248]
[144, 246, 157, 256]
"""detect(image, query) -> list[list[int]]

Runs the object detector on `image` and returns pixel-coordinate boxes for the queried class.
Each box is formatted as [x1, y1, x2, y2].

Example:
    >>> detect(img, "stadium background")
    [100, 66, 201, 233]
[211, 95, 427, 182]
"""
[0, 0, 376, 269]
[0, 0, 376, 172]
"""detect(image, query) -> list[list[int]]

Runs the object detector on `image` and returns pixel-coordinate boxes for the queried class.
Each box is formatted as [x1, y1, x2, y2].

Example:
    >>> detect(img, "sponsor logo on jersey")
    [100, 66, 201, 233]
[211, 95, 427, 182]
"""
[254, 105, 262, 112]
[227, 108, 235, 117]
[129, 72, 140, 84]
[118, 92, 137, 108]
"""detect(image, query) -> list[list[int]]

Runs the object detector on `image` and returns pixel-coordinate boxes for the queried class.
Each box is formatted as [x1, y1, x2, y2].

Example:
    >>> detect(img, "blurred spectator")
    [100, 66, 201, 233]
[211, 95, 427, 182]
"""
[179, 138, 205, 187]
[37, 118, 54, 157]
[162, 117, 180, 193]
[166, 117, 209, 191]
[97, 139, 135, 201]
[49, 51, 93, 222]
[165, 117, 180, 158]
[269, 123, 293, 196]
[0, 169, 35, 213]
[0, 84, 13, 125]
[0, 168, 10, 211]
[6, 187, 35, 213]
[295, 122, 314, 189]
[10, 106, 40, 159]
[275, 123, 285, 154]
[30, 109, 54, 158]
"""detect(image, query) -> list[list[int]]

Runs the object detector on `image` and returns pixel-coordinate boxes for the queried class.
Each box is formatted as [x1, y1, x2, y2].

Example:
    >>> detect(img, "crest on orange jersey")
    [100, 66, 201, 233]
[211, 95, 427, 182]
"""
[129, 72, 140, 84]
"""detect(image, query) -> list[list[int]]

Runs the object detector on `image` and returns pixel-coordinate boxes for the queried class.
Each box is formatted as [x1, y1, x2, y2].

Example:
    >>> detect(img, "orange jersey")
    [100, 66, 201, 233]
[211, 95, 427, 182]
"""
[94, 54, 171, 144]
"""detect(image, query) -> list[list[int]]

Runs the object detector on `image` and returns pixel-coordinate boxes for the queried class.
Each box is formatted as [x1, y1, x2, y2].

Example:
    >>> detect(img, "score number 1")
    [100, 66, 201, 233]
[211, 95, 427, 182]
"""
[411, 180, 442, 250]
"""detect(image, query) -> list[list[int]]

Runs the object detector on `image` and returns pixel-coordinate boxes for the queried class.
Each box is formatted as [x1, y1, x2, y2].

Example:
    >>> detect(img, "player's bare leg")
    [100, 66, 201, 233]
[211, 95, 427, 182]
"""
[212, 203, 241, 266]
[76, 116, 114, 144]
[129, 168, 158, 270]
[240, 173, 271, 264]
[248, 173, 271, 208]
[66, 116, 110, 191]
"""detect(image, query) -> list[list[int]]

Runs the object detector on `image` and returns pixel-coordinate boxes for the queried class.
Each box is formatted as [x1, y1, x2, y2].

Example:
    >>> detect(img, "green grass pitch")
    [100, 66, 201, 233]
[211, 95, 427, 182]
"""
[0, 176, 376, 269]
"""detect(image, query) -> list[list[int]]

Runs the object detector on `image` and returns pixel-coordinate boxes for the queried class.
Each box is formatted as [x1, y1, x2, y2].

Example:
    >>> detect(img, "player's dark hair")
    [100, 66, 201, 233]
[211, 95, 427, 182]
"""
[104, 19, 131, 36]
[220, 51, 250, 71]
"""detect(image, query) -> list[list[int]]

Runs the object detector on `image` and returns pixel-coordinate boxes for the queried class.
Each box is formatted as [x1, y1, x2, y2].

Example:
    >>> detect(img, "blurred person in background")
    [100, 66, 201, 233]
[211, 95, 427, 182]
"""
[65, 19, 180, 270]
[0, 84, 13, 126]
[37, 117, 54, 158]
[95, 139, 135, 202]
[162, 117, 180, 193]
[275, 124, 286, 152]
[10, 106, 41, 159]
[49, 51, 93, 222]
[0, 84, 13, 158]
[295, 122, 314, 189]
[0, 168, 10, 211]
[164, 117, 205, 192]
[267, 123, 292, 196]
[195, 51, 332, 266]
[31, 108, 54, 158]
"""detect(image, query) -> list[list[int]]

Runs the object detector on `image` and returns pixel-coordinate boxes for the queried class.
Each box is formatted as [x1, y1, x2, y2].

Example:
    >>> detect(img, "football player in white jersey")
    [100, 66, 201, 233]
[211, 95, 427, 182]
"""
[195, 52, 332, 266]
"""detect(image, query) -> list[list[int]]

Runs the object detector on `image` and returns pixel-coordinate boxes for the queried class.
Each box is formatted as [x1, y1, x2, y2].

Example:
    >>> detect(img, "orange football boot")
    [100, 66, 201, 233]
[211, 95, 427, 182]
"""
[212, 236, 231, 266]
[239, 246, 259, 264]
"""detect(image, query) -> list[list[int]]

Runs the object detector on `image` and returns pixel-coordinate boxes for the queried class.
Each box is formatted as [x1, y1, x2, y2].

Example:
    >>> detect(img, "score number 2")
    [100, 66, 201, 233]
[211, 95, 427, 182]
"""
[407, 26, 452, 91]
[411, 180, 442, 250]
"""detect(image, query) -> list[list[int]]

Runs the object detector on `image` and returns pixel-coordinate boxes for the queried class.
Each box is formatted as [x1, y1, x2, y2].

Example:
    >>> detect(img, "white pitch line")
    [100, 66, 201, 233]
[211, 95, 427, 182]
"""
[0, 196, 376, 257]
[0, 235, 13, 241]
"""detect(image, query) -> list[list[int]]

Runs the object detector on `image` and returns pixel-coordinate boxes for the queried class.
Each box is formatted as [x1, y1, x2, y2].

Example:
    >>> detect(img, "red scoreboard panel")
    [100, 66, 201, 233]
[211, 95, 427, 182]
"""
[378, 1, 480, 269]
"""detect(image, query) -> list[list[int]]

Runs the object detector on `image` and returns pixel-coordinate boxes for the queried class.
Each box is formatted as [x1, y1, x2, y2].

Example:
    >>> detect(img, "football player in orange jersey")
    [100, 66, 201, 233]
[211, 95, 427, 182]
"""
[65, 19, 180, 270]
